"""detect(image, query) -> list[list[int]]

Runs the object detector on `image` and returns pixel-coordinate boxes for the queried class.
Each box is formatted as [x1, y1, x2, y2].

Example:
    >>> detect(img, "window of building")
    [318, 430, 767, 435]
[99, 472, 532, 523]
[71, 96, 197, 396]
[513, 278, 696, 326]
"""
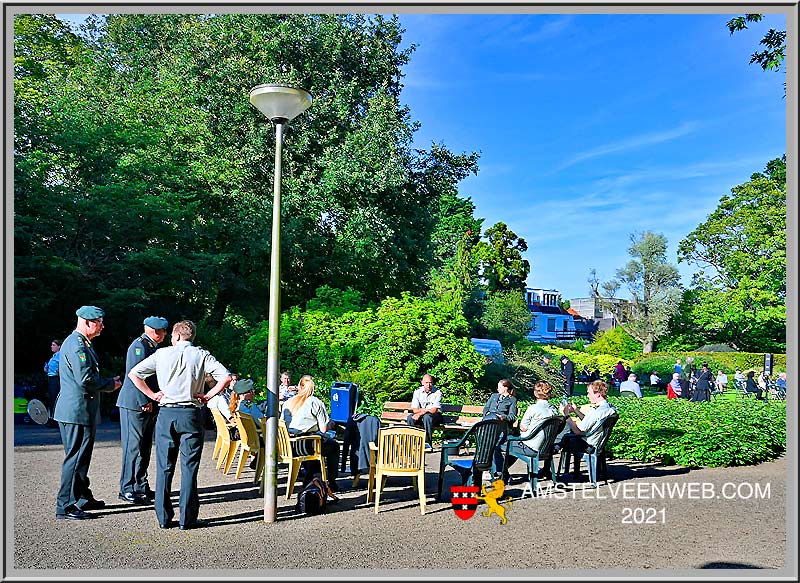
[547, 319, 555, 332]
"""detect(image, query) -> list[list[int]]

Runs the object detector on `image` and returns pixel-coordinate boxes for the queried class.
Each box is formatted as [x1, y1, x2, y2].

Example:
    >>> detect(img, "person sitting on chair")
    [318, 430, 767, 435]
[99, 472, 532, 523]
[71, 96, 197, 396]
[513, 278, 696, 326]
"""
[482, 378, 518, 481]
[667, 373, 682, 399]
[283, 375, 340, 492]
[619, 373, 642, 398]
[406, 373, 442, 450]
[745, 370, 765, 400]
[559, 380, 617, 480]
[506, 380, 559, 483]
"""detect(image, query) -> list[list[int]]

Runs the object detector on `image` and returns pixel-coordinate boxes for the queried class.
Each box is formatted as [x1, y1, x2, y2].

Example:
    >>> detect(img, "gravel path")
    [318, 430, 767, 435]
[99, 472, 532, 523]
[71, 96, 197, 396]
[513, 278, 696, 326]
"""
[9, 420, 792, 577]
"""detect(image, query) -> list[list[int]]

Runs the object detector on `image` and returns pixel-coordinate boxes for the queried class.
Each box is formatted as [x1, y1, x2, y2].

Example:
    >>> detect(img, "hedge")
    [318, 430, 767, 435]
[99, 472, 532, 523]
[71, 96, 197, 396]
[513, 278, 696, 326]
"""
[546, 395, 786, 467]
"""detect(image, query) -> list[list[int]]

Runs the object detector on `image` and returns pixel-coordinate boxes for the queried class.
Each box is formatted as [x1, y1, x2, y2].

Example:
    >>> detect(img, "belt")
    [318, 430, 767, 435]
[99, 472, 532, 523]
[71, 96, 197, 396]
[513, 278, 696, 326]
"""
[161, 403, 199, 409]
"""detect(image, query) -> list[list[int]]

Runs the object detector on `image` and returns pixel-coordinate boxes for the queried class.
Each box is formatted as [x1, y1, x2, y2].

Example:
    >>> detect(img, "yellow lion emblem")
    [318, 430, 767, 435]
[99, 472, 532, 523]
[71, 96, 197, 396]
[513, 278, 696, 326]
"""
[477, 478, 513, 525]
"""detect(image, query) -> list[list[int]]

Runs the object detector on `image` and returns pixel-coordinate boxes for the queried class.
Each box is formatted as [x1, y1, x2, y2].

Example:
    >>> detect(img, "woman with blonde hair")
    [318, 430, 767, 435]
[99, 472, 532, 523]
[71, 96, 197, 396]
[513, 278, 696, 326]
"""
[283, 375, 340, 491]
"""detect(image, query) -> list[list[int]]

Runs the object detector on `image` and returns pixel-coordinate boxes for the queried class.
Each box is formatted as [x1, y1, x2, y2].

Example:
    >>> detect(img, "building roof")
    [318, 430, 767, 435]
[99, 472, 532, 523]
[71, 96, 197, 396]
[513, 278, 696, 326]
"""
[530, 303, 568, 315]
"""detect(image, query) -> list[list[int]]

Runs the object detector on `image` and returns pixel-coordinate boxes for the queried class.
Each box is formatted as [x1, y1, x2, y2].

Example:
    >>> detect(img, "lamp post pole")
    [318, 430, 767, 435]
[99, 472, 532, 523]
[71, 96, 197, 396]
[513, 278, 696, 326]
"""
[249, 84, 312, 523]
[264, 119, 284, 523]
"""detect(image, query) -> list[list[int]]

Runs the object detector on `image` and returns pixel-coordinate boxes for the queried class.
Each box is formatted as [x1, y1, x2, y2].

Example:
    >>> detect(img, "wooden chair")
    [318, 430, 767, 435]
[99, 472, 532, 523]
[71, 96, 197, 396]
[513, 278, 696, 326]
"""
[260, 418, 328, 499]
[503, 415, 567, 494]
[367, 426, 427, 515]
[232, 412, 263, 482]
[210, 408, 239, 474]
[436, 418, 504, 501]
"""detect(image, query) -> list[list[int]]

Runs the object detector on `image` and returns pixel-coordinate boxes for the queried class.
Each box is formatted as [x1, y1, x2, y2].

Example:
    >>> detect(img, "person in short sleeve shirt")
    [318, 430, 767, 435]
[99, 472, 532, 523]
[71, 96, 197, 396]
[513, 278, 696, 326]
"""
[559, 380, 617, 479]
[406, 374, 443, 448]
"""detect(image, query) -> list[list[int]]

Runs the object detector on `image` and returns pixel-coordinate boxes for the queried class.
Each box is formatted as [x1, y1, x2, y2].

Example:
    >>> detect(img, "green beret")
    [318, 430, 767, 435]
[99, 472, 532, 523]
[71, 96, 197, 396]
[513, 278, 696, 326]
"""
[143, 316, 169, 330]
[233, 378, 255, 394]
[76, 305, 104, 320]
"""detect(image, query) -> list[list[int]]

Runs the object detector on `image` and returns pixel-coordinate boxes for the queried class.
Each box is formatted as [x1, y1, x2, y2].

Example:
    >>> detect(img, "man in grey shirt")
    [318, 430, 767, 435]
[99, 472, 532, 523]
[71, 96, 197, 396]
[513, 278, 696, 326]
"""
[128, 320, 230, 530]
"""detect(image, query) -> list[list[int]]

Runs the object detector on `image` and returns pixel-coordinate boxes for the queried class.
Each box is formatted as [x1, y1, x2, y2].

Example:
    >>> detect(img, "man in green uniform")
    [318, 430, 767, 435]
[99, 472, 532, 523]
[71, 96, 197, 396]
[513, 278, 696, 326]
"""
[116, 316, 168, 504]
[54, 306, 122, 520]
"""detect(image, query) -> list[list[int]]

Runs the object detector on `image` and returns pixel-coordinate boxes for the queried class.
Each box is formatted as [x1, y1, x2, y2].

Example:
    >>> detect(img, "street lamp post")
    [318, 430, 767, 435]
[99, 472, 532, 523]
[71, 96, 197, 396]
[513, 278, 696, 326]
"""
[249, 84, 312, 523]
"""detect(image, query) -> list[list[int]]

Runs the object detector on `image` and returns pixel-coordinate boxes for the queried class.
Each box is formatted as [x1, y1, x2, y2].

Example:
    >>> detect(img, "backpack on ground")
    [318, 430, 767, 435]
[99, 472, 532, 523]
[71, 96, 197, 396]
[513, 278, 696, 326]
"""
[295, 476, 339, 516]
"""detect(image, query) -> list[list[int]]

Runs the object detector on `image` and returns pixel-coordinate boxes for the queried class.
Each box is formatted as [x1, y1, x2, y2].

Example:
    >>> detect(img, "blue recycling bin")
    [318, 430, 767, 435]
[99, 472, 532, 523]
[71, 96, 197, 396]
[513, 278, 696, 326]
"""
[330, 382, 359, 424]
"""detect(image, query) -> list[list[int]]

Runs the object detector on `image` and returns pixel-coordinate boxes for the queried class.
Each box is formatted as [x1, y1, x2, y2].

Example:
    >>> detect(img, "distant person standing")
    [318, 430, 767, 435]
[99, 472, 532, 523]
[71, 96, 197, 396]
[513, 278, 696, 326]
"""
[560, 355, 575, 397]
[613, 361, 626, 389]
[116, 316, 169, 505]
[128, 320, 231, 530]
[54, 306, 122, 521]
[691, 363, 713, 402]
[674, 359, 682, 376]
[43, 339, 62, 422]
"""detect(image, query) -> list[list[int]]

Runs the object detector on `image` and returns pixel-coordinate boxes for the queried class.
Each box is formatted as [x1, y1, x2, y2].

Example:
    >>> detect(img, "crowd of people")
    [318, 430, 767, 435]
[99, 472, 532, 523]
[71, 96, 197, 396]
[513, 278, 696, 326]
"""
[44, 305, 786, 527]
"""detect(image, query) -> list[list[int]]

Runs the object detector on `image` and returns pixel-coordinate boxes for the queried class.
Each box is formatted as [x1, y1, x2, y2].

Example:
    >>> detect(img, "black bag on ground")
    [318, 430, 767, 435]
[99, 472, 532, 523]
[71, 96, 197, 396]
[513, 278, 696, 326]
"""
[295, 476, 339, 516]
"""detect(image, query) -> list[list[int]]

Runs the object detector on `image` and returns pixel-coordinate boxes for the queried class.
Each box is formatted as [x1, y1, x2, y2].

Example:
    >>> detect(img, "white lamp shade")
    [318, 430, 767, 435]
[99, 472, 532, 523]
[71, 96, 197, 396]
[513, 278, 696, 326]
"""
[249, 84, 312, 122]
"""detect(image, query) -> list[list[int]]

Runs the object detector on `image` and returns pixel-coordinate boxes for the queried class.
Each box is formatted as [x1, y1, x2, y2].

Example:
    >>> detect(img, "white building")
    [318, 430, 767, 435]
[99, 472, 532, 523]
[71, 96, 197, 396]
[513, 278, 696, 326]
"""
[524, 287, 576, 343]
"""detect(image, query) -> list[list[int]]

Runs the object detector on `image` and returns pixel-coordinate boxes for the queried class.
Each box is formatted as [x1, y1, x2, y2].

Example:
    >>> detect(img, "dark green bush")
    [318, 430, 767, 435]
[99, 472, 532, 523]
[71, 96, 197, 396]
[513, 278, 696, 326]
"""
[606, 396, 786, 467]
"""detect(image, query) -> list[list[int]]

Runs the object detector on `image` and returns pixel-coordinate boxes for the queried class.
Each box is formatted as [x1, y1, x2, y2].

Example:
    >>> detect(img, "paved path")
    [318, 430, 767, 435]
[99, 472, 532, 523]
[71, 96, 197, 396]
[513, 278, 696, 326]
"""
[8, 419, 792, 577]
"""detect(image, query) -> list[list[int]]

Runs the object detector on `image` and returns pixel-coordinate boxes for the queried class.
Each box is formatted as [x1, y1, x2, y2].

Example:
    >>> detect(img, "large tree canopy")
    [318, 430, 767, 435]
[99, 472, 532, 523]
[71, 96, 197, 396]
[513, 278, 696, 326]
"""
[676, 157, 786, 352]
[590, 231, 682, 354]
[14, 13, 481, 370]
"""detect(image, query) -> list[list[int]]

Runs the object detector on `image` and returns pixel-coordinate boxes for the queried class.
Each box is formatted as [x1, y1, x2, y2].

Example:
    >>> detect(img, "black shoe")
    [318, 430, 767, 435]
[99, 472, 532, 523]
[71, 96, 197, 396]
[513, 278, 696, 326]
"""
[249, 457, 258, 470]
[118, 492, 148, 504]
[159, 520, 175, 529]
[56, 507, 91, 520]
[144, 488, 156, 500]
[328, 480, 340, 494]
[81, 499, 106, 511]
[179, 518, 208, 531]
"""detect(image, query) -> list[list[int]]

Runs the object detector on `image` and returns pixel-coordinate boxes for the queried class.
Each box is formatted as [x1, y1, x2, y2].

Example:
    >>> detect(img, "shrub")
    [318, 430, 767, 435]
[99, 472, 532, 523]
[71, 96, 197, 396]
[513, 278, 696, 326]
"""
[632, 351, 786, 375]
[586, 326, 642, 360]
[239, 293, 486, 407]
[605, 396, 786, 467]
[195, 312, 254, 375]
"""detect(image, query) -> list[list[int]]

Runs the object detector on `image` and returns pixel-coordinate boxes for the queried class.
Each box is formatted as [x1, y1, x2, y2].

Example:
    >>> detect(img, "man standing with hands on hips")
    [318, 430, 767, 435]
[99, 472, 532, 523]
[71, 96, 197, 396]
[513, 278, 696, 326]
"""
[128, 320, 230, 530]
[54, 305, 122, 521]
[116, 316, 169, 504]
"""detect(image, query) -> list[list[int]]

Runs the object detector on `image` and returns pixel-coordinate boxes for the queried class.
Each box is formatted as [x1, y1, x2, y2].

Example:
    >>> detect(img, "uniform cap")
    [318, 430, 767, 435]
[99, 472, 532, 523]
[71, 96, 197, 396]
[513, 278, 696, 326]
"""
[233, 379, 255, 394]
[143, 316, 169, 330]
[76, 305, 104, 319]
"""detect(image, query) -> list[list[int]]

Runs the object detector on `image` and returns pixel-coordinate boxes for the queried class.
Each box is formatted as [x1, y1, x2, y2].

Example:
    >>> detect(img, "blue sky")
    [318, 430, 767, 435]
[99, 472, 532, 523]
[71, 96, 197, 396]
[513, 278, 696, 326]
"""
[396, 13, 786, 299]
[56, 12, 787, 300]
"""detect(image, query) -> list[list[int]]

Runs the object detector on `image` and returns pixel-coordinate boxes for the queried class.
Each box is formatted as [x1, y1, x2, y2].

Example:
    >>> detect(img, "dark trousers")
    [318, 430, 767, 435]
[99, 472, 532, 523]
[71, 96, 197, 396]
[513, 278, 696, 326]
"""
[303, 434, 341, 482]
[119, 407, 157, 495]
[560, 433, 592, 476]
[47, 376, 60, 417]
[154, 407, 204, 527]
[406, 411, 443, 445]
[345, 415, 381, 475]
[56, 422, 96, 514]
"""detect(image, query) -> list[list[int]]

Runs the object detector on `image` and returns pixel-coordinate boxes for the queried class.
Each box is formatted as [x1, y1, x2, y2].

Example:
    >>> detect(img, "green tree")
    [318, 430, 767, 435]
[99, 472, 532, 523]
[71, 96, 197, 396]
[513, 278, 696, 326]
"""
[474, 222, 530, 293]
[677, 157, 786, 352]
[13, 14, 480, 370]
[479, 290, 532, 347]
[585, 326, 643, 361]
[726, 14, 786, 73]
[590, 231, 682, 354]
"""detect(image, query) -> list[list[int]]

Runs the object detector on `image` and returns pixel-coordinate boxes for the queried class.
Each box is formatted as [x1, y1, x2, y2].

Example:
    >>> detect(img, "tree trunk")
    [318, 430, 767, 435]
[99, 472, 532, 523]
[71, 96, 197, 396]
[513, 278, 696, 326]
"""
[643, 340, 654, 354]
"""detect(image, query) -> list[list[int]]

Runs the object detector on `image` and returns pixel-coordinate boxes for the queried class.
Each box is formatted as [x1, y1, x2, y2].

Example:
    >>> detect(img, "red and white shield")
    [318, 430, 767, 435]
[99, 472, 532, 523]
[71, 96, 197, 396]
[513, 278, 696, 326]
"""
[450, 485, 480, 520]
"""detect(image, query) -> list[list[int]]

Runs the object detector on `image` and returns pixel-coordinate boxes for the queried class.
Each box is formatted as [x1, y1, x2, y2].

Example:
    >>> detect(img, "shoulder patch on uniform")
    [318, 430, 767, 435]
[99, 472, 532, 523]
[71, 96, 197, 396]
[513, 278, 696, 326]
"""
[135, 347, 142, 356]
[78, 352, 87, 362]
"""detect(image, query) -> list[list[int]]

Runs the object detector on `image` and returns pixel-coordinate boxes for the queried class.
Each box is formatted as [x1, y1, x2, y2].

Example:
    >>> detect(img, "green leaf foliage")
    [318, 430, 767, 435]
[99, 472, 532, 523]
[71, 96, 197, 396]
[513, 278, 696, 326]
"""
[677, 157, 786, 353]
[479, 290, 532, 347]
[606, 396, 786, 467]
[238, 293, 486, 405]
[586, 326, 643, 360]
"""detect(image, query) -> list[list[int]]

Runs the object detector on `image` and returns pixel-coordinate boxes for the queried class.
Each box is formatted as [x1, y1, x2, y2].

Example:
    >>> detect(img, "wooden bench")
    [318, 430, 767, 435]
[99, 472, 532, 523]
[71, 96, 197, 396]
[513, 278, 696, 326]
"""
[380, 402, 486, 434]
